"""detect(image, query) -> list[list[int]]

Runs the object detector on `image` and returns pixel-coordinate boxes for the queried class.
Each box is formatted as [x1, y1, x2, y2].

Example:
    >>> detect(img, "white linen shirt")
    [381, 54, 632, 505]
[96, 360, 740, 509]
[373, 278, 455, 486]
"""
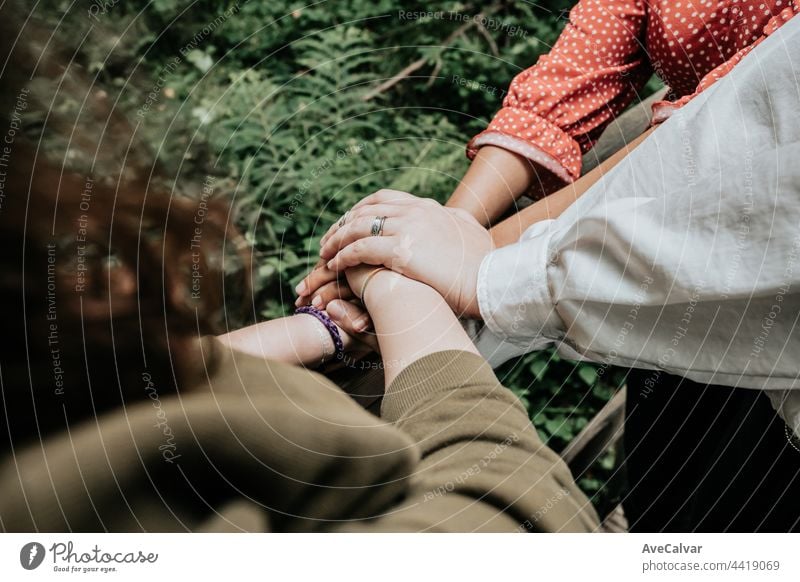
[474, 14, 800, 438]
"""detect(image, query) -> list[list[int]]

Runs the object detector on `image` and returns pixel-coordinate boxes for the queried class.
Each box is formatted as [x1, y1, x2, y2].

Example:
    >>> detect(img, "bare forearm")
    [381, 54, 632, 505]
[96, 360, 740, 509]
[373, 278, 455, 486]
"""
[488, 185, 578, 247]
[446, 146, 537, 227]
[363, 271, 478, 385]
[489, 126, 657, 247]
[217, 315, 342, 367]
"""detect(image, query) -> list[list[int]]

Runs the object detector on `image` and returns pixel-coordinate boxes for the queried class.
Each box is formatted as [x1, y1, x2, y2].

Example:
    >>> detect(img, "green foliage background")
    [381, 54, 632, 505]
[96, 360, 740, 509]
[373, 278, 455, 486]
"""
[50, 0, 644, 514]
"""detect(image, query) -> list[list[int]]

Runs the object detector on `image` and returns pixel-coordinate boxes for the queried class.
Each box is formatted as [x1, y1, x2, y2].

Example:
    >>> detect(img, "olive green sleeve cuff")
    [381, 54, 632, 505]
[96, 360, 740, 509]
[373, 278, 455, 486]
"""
[381, 350, 498, 423]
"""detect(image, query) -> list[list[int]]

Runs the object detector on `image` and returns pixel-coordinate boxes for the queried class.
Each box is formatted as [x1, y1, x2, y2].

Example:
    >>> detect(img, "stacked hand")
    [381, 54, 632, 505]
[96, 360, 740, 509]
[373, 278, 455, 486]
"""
[296, 189, 494, 320]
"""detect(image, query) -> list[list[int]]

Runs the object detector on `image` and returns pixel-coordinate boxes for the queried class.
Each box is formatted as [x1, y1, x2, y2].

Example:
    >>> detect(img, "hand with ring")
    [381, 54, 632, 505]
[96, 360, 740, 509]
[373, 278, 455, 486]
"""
[308, 189, 495, 318]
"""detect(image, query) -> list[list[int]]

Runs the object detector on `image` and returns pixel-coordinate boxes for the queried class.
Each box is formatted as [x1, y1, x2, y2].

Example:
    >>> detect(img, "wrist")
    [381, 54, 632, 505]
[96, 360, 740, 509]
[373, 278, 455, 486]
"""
[488, 220, 516, 249]
[294, 307, 345, 365]
[459, 269, 483, 320]
[364, 270, 449, 317]
[362, 270, 418, 309]
[460, 233, 494, 319]
[446, 185, 494, 227]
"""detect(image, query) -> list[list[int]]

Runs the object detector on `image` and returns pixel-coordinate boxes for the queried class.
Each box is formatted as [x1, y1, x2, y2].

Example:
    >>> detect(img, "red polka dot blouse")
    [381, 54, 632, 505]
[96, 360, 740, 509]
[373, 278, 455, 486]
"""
[467, 0, 798, 197]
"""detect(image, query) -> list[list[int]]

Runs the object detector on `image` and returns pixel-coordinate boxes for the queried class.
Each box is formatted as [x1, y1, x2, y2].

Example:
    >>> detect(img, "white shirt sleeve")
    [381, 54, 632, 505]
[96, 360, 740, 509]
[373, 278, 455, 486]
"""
[474, 15, 800, 434]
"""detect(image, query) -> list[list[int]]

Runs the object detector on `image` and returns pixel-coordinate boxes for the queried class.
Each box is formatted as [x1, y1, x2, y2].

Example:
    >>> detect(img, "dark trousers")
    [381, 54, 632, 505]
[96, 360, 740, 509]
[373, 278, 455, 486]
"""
[624, 370, 800, 532]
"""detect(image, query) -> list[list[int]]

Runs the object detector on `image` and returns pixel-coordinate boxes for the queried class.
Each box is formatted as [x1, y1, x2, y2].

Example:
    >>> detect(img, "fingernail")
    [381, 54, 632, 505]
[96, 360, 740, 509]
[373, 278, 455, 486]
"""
[311, 295, 323, 308]
[355, 316, 369, 332]
[326, 302, 342, 319]
[327, 260, 335, 270]
[295, 281, 307, 295]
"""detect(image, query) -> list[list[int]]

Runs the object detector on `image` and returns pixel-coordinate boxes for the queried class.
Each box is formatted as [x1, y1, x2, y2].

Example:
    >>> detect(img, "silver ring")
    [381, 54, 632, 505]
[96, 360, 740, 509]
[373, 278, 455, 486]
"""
[338, 211, 350, 228]
[370, 216, 387, 237]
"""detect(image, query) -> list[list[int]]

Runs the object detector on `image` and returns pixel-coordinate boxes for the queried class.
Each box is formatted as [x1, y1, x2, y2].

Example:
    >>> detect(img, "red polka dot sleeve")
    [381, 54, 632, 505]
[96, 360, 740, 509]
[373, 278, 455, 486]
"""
[651, 3, 799, 123]
[468, 0, 652, 198]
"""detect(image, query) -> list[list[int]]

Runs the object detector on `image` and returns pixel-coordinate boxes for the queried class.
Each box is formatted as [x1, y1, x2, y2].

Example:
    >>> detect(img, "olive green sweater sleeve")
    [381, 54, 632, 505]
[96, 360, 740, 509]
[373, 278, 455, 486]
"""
[342, 350, 599, 532]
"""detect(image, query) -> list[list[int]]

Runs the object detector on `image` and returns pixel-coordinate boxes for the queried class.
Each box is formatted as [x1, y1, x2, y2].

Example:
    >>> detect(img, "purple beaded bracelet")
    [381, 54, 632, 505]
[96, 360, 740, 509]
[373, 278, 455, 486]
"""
[295, 306, 344, 363]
